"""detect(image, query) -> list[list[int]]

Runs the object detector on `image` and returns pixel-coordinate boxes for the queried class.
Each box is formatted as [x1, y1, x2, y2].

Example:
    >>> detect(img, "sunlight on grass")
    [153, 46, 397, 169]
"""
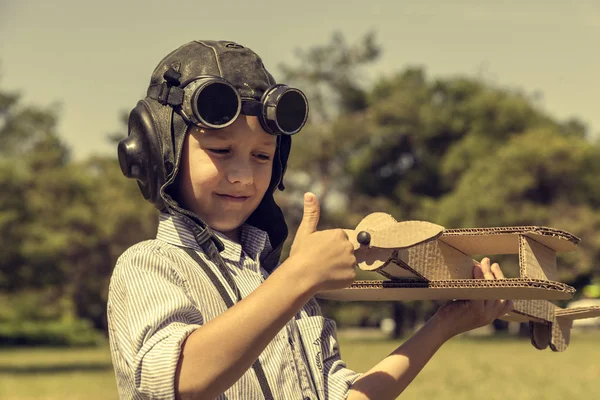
[0, 330, 598, 399]
[340, 330, 600, 400]
[0, 347, 117, 400]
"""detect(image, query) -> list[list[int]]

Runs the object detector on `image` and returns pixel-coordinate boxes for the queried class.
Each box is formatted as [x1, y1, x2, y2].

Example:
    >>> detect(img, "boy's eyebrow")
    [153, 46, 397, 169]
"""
[205, 130, 276, 145]
[260, 138, 277, 147]
[202, 130, 229, 140]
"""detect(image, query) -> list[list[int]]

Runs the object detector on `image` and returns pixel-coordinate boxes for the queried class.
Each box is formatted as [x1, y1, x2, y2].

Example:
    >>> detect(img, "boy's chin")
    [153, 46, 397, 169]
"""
[208, 219, 245, 236]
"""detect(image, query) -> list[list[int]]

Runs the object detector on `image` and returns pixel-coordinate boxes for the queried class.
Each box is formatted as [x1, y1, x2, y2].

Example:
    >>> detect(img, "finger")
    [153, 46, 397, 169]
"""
[473, 260, 484, 279]
[489, 299, 512, 317]
[501, 299, 514, 315]
[343, 229, 359, 249]
[296, 192, 320, 238]
[484, 299, 496, 309]
[480, 257, 495, 280]
[490, 262, 505, 279]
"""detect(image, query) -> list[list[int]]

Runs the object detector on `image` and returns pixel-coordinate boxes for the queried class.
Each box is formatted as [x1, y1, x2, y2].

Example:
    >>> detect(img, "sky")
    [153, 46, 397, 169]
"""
[1, 0, 598, 160]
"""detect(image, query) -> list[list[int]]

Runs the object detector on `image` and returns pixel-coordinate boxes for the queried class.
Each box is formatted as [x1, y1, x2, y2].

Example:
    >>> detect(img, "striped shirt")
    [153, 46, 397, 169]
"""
[107, 212, 360, 399]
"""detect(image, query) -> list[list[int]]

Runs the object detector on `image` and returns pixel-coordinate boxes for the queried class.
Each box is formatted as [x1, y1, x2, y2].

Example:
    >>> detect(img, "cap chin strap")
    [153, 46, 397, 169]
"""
[180, 247, 275, 399]
[159, 109, 226, 252]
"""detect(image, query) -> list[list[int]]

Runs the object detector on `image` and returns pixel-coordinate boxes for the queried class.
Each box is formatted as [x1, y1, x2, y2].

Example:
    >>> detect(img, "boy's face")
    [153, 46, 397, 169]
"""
[175, 115, 277, 240]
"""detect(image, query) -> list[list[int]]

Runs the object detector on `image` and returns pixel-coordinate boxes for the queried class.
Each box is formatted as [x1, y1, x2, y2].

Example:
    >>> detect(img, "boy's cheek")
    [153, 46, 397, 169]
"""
[257, 165, 274, 190]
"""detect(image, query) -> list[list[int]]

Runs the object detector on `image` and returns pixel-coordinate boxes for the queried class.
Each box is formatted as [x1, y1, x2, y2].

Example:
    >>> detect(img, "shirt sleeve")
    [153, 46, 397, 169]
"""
[299, 298, 363, 400]
[107, 243, 203, 400]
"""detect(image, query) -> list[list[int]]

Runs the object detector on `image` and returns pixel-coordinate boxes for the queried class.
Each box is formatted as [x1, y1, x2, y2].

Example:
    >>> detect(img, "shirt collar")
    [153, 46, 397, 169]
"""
[156, 212, 271, 263]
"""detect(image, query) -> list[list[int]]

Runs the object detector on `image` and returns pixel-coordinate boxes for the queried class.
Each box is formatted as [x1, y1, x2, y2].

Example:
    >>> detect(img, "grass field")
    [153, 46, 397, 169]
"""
[1, 330, 598, 400]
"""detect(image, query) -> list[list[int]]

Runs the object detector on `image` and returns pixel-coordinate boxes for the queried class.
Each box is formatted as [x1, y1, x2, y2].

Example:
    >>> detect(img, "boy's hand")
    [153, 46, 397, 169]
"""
[433, 258, 514, 340]
[288, 192, 357, 293]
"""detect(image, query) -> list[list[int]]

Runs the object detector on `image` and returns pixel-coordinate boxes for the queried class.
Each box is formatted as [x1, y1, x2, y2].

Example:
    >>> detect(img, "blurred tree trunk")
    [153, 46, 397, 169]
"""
[493, 319, 509, 332]
[392, 302, 406, 339]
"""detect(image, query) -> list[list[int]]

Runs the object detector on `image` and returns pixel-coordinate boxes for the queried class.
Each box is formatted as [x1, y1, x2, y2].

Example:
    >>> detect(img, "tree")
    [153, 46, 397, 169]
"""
[278, 34, 600, 337]
[277, 32, 382, 233]
[0, 83, 157, 336]
[434, 128, 600, 282]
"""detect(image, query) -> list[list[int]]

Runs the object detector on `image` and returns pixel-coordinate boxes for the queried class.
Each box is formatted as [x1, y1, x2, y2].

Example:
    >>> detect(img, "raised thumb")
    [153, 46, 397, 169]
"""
[297, 192, 320, 237]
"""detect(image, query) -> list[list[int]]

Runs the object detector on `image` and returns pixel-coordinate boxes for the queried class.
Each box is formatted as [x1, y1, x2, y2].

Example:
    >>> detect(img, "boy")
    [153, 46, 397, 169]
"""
[108, 40, 513, 400]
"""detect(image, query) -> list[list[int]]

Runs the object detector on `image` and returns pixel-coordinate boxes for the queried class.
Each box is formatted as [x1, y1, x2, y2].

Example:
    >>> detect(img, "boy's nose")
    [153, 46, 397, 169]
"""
[226, 162, 254, 186]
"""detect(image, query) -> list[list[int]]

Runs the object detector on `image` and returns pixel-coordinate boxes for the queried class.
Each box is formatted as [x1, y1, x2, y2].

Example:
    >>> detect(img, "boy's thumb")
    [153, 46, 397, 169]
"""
[297, 192, 320, 237]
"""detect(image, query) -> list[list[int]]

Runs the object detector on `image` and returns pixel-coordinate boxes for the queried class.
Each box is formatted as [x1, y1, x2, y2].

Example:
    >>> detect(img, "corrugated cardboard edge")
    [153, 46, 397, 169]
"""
[555, 306, 600, 320]
[443, 226, 580, 242]
[316, 279, 574, 301]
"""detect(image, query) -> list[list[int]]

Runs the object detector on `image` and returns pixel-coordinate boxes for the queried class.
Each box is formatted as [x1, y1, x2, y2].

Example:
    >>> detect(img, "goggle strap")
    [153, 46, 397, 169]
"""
[241, 100, 262, 116]
[147, 83, 184, 107]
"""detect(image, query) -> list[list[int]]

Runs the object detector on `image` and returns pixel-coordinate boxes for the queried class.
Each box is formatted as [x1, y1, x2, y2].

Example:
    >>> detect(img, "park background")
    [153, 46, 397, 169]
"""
[1, 0, 599, 398]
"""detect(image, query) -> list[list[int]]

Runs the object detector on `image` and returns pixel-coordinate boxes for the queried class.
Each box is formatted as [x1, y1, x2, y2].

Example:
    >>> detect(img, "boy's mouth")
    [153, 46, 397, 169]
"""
[215, 193, 250, 202]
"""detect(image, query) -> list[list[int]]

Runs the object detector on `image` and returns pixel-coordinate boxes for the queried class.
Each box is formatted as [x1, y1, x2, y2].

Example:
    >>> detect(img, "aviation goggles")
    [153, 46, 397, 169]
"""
[150, 69, 309, 136]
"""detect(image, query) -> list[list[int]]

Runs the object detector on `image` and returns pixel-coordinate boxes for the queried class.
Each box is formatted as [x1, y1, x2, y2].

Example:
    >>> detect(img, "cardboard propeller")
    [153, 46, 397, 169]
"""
[317, 212, 600, 351]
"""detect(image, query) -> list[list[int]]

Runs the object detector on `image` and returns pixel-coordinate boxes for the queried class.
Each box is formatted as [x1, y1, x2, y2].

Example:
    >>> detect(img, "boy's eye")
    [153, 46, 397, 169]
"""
[207, 148, 230, 155]
[254, 153, 272, 161]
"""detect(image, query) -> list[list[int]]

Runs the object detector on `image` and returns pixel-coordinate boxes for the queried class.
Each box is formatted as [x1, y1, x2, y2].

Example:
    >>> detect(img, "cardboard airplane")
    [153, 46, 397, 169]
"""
[315, 213, 600, 352]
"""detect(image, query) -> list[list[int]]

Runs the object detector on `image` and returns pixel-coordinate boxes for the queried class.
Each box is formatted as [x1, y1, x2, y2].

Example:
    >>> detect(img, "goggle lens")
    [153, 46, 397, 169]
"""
[275, 90, 308, 135]
[195, 82, 240, 126]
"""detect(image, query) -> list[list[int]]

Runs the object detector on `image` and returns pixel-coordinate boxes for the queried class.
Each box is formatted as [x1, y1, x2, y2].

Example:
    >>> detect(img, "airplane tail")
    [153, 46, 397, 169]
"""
[506, 303, 600, 352]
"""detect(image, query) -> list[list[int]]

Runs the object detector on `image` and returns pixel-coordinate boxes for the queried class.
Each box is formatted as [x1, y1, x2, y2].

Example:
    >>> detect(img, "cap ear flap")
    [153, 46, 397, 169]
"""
[276, 135, 292, 191]
[118, 100, 166, 210]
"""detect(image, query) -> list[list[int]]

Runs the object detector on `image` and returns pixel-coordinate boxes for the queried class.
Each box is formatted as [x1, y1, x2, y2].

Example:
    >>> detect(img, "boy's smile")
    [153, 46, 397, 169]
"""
[175, 115, 276, 242]
[215, 193, 250, 202]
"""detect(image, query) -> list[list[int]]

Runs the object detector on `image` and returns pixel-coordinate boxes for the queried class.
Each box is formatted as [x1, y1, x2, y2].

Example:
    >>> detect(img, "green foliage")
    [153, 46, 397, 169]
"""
[582, 277, 600, 298]
[280, 31, 380, 122]
[278, 33, 600, 335]
[0, 81, 157, 342]
[0, 291, 105, 346]
[435, 129, 600, 226]
[320, 300, 392, 328]
[0, 319, 105, 347]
